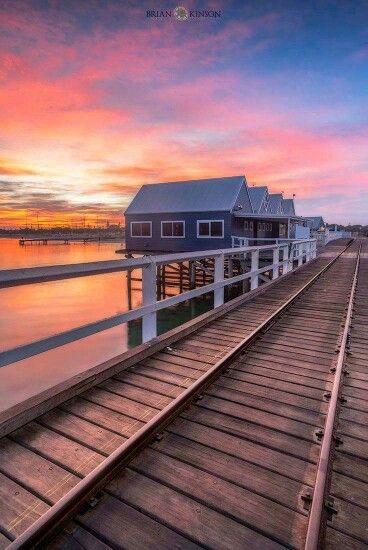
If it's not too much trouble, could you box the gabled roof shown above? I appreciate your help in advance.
[248,186,268,213]
[269,193,284,215]
[282,198,295,216]
[125,176,251,214]
[307,216,325,230]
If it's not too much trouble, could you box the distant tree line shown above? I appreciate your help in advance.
[0,226,126,238]
[326,224,368,236]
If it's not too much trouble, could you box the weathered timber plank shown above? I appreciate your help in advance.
[130,448,308,549]
[331,471,368,509]
[99,379,172,409]
[225,370,325,400]
[113,372,182,398]
[0,438,78,504]
[0,473,49,540]
[60,398,145,437]
[328,498,368,543]
[181,407,320,463]
[77,494,200,550]
[107,469,284,550]
[47,524,112,550]
[215,377,327,413]
[324,527,367,550]
[168,418,316,485]
[10,422,104,477]
[128,365,194,388]
[233,363,331,390]
[81,387,160,421]
[207,385,324,425]
[150,432,309,512]
[138,359,207,378]
[198,395,319,441]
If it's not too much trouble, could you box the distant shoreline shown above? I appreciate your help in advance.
[0,235,124,244]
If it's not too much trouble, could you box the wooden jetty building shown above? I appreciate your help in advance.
[124,176,311,253]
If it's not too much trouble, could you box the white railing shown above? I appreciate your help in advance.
[0,240,316,367]
[231,236,296,247]
[315,229,352,246]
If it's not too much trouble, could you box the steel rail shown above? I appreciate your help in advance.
[8,240,354,550]
[304,243,361,550]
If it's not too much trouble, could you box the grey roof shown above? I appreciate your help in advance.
[248,186,268,213]
[307,216,325,230]
[125,176,249,214]
[269,193,284,214]
[282,198,296,216]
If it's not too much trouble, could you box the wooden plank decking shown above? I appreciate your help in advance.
[0,238,367,549]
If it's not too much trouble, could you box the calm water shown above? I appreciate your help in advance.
[0,238,212,412]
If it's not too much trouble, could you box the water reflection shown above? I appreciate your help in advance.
[0,238,213,411]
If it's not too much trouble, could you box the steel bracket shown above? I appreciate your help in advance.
[333,435,343,447]
[301,491,313,511]
[325,497,338,521]
[315,428,324,441]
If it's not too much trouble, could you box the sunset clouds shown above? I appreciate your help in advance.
[0,0,367,226]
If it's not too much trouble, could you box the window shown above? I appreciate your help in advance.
[161,221,185,238]
[244,221,248,230]
[130,221,152,238]
[249,221,254,231]
[197,220,224,238]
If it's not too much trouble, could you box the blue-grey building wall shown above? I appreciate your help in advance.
[125,211,233,252]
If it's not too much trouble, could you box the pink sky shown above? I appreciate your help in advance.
[0,1,367,226]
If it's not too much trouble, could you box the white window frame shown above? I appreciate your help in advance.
[130,221,152,238]
[197,219,224,239]
[161,220,185,238]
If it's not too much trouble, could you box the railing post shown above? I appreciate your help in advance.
[142,261,157,343]
[298,243,303,267]
[250,249,259,290]
[305,241,311,263]
[282,245,289,274]
[272,247,279,280]
[228,257,234,279]
[312,240,317,259]
[214,253,225,307]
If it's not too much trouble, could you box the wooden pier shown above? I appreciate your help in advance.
[0,238,367,549]
[19,237,104,246]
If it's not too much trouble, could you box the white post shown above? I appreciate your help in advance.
[298,243,303,267]
[214,253,225,307]
[142,262,157,342]
[282,245,289,274]
[250,249,259,290]
[228,257,234,278]
[312,240,317,259]
[272,247,279,280]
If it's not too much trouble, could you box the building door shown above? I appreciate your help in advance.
[279,223,287,238]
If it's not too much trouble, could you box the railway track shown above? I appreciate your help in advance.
[0,238,366,549]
